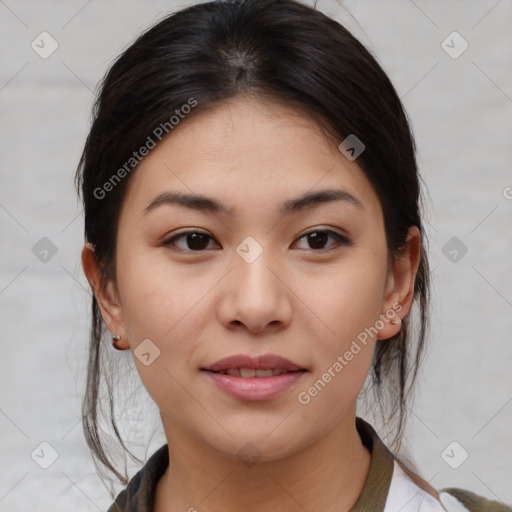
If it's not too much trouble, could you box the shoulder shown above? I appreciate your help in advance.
[106,444,169,512]
[353,418,511,512]
[439,487,512,512]
[386,459,512,512]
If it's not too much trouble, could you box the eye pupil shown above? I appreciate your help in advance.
[308,231,328,249]
[187,233,209,250]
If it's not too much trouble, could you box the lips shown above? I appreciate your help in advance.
[201,354,308,401]
[201,354,307,376]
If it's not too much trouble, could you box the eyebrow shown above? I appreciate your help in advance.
[143,188,364,216]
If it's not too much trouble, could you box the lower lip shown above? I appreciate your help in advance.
[202,371,305,401]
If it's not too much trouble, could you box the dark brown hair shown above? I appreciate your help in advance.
[75,0,431,493]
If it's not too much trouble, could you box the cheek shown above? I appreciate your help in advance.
[115,252,211,413]
[295,254,386,407]
[117,247,208,341]
[306,255,387,346]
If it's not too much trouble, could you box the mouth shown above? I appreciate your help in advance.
[205,368,307,377]
[201,353,308,374]
[201,353,308,401]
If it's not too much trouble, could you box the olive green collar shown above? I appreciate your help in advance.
[351,416,396,511]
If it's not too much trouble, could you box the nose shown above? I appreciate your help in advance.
[216,246,293,334]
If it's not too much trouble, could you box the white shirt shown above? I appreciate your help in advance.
[384,460,470,512]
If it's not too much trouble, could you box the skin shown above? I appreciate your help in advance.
[82,95,420,512]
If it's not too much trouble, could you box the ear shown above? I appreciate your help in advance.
[376,226,421,340]
[81,242,130,349]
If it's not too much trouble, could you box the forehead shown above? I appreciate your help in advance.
[121,96,382,220]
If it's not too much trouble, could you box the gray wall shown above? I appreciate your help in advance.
[0,1,511,510]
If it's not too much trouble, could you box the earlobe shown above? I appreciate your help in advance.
[81,243,129,348]
[377,226,421,340]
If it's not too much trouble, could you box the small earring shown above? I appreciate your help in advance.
[112,335,124,350]
[391,317,402,326]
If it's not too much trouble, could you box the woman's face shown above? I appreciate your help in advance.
[90,96,416,461]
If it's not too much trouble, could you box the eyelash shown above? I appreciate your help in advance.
[162,228,351,253]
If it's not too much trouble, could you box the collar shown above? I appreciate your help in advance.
[352,416,396,511]
[107,416,396,512]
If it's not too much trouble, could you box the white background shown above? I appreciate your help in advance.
[0,1,511,510]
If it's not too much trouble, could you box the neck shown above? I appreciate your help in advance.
[154,413,371,512]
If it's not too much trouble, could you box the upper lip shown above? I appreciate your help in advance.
[201,354,306,372]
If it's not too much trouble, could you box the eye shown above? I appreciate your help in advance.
[162,230,220,251]
[162,228,351,253]
[293,229,351,251]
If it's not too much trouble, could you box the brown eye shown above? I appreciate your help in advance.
[163,231,219,251]
[294,229,351,251]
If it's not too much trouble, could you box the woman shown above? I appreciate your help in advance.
[75,1,511,510]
